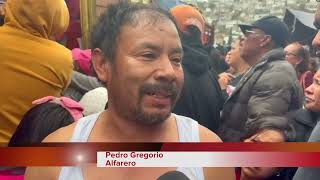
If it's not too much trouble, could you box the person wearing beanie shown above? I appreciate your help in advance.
[171,5,224,132]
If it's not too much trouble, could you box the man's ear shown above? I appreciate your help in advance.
[92,48,111,84]
[260,35,272,47]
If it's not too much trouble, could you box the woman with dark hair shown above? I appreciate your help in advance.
[0,96,83,179]
[9,96,84,146]
[236,115,296,180]
[284,42,313,90]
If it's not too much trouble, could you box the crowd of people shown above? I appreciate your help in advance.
[1,0,320,179]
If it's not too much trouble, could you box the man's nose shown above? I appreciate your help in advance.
[305,83,314,96]
[154,56,177,82]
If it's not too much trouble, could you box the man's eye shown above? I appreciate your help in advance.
[141,53,156,60]
[171,57,182,65]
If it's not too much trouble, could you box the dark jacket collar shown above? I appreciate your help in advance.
[294,109,320,128]
[254,48,285,68]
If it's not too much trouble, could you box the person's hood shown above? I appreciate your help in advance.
[181,26,210,75]
[4,0,69,39]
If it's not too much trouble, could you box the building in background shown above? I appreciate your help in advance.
[183,0,317,45]
[80,0,318,47]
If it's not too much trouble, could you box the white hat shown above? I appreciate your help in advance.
[79,87,108,116]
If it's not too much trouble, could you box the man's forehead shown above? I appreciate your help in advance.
[118,21,182,51]
[285,44,297,51]
[120,19,178,38]
[129,9,172,27]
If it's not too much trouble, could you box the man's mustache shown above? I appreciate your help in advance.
[140,82,180,99]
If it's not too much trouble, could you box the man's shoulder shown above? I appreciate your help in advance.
[257,60,298,84]
[43,122,77,143]
[199,125,222,142]
[261,57,296,78]
[268,59,295,71]
[25,123,76,179]
[174,114,222,142]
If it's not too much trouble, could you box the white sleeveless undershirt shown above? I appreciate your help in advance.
[58,113,205,180]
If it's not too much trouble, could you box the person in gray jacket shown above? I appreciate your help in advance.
[218,16,303,142]
[63,71,103,101]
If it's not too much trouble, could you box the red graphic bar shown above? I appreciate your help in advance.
[0,143,319,166]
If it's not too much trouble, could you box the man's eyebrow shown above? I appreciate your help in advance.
[170,47,183,55]
[137,42,161,51]
[315,78,320,84]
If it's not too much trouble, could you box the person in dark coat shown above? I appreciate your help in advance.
[218,16,303,142]
[208,46,230,75]
[171,5,223,132]
[292,8,320,178]
[291,70,320,179]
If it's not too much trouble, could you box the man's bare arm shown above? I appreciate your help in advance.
[199,125,236,180]
[24,123,77,180]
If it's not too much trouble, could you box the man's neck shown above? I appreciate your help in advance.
[234,62,250,75]
[246,48,271,66]
[96,108,177,142]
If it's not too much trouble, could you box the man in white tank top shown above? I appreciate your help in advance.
[25,2,234,180]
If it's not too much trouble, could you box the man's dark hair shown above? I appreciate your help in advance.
[8,103,74,146]
[91,1,178,64]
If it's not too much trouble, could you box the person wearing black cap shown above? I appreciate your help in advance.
[218,15,303,142]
